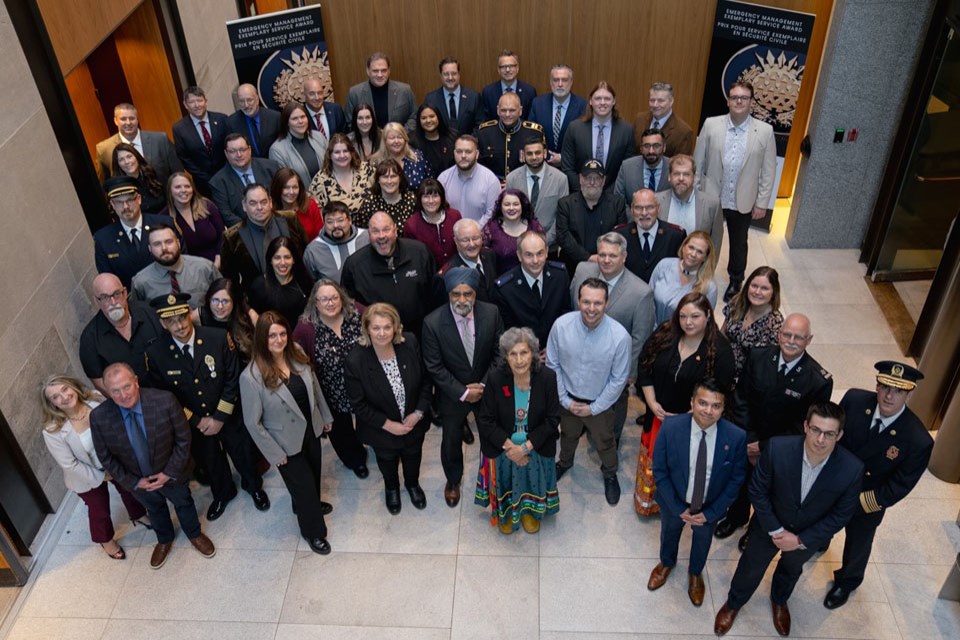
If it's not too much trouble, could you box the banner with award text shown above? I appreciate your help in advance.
[698,0,815,228]
[226,5,334,112]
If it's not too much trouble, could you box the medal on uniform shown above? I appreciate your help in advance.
[204,354,217,378]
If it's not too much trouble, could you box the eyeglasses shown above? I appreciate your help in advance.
[640,143,664,150]
[316,296,340,305]
[780,332,810,342]
[498,64,518,70]
[808,426,839,440]
[225,147,250,155]
[95,289,126,303]
[209,298,232,306]
[729,95,752,103]
[632,204,658,212]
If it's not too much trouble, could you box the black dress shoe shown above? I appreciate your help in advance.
[604,475,621,505]
[320,501,333,516]
[823,584,851,609]
[407,485,427,509]
[738,531,750,552]
[385,489,401,514]
[353,464,370,479]
[723,280,742,303]
[555,462,571,480]
[714,518,744,539]
[307,537,331,555]
[462,423,475,444]
[251,489,270,511]
[206,499,229,521]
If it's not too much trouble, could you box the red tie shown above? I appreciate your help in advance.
[314,113,327,139]
[169,271,180,293]
[199,120,213,154]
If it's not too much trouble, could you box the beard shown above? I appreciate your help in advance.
[452,300,474,316]
[155,251,180,267]
[106,306,126,322]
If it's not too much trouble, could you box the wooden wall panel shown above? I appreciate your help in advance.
[64,62,111,164]
[37,0,143,74]
[114,1,182,137]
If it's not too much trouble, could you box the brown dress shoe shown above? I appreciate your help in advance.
[444,482,461,507]
[714,603,739,636]
[772,602,791,636]
[150,542,173,569]
[688,573,705,606]
[189,533,216,558]
[647,562,673,590]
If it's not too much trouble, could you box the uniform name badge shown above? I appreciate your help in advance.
[204,354,217,378]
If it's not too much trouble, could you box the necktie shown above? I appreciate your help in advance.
[595,124,605,164]
[652,119,661,130]
[448,93,458,122]
[247,117,260,156]
[130,228,141,252]
[169,271,180,294]
[870,417,883,435]
[531,279,542,304]
[241,173,251,186]
[690,430,708,513]
[460,317,474,366]
[476,263,484,277]
[181,343,192,360]
[530,174,540,208]
[199,120,213,154]
[553,105,563,148]
[778,362,788,382]
[647,167,657,190]
[314,113,327,140]
[125,411,152,476]
[505,86,514,93]
[641,231,651,260]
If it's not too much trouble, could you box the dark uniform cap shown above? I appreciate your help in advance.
[580,159,606,176]
[103,175,141,199]
[874,360,923,391]
[149,292,191,319]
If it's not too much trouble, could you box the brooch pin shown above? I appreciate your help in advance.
[502,386,511,397]
[886,445,899,460]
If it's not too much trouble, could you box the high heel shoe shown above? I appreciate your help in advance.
[132,517,153,530]
[100,542,126,560]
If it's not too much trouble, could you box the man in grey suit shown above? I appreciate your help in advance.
[569,232,654,444]
[505,139,569,251]
[693,81,776,302]
[422,267,504,508]
[614,128,670,212]
[209,133,282,226]
[227,84,281,158]
[343,52,417,131]
[96,103,182,182]
[656,154,724,253]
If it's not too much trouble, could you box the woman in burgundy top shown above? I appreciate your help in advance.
[402,178,462,266]
[160,171,225,266]
[482,188,542,275]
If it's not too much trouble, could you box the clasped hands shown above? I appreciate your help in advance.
[383,413,420,436]
[137,472,171,491]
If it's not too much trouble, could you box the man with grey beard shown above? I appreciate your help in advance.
[80,273,165,395]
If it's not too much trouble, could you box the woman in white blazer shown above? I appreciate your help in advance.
[240,311,335,555]
[40,375,149,559]
[269,102,329,187]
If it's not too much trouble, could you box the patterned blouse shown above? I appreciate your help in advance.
[355,191,418,229]
[721,302,784,379]
[380,357,406,416]
[312,314,362,414]
[308,162,375,215]
[401,149,435,191]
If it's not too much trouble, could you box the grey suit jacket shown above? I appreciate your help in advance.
[655,188,724,254]
[693,115,776,213]
[209,157,282,226]
[268,133,328,187]
[569,263,654,374]
[614,155,670,213]
[343,80,417,131]
[505,164,569,248]
[240,358,334,465]
[95,130,182,182]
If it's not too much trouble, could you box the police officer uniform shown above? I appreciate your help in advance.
[145,293,269,521]
[477,119,546,180]
[824,361,933,609]
[717,346,834,538]
[492,260,571,349]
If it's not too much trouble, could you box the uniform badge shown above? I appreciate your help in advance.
[167,294,176,304]
[204,354,217,378]
[892,364,904,377]
[886,446,899,460]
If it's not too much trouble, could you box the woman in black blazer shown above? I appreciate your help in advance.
[344,303,432,514]
[475,327,560,535]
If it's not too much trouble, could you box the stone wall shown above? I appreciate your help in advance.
[176,0,241,113]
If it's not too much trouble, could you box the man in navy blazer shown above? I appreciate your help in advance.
[172,86,229,197]
[226,84,281,158]
[303,76,348,137]
[649,379,747,606]
[715,402,864,637]
[480,50,537,120]
[424,57,484,135]
[527,65,587,166]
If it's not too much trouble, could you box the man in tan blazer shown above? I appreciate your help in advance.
[633,82,694,157]
[655,154,724,253]
[693,81,776,302]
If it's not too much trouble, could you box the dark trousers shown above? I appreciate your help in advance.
[278,427,328,540]
[133,481,202,544]
[559,407,618,476]
[726,519,818,609]
[439,399,476,484]
[326,409,367,470]
[722,462,754,527]
[77,479,146,543]
[190,424,237,502]
[833,509,884,590]
[659,507,717,576]
[219,417,263,494]
[374,441,423,490]
[723,208,752,282]
[612,388,629,444]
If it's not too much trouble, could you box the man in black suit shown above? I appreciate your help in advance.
[220,184,308,287]
[303,76,348,139]
[561,81,635,192]
[618,189,686,283]
[422,268,504,507]
[717,313,834,545]
[555,160,626,274]
[94,176,175,288]
[476,92,546,180]
[172,86,229,197]
[209,133,282,226]
[715,402,863,637]
[823,361,933,610]
[424,57,484,135]
[480,50,537,120]
[527,64,588,167]
[95,102,182,182]
[91,363,215,570]
[493,230,571,357]
[227,84,281,158]
[145,293,269,522]
[439,219,498,301]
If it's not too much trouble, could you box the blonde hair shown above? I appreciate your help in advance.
[358,303,406,346]
[373,122,418,163]
[39,375,102,432]
[679,231,717,296]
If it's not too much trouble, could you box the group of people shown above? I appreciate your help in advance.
[40,48,935,637]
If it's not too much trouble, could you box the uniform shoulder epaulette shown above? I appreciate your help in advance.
[614,222,632,231]
[478,120,498,129]
[522,120,544,132]
[494,272,515,288]
[546,259,566,270]
[819,367,832,379]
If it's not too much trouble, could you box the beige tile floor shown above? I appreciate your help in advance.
[3,202,959,639]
